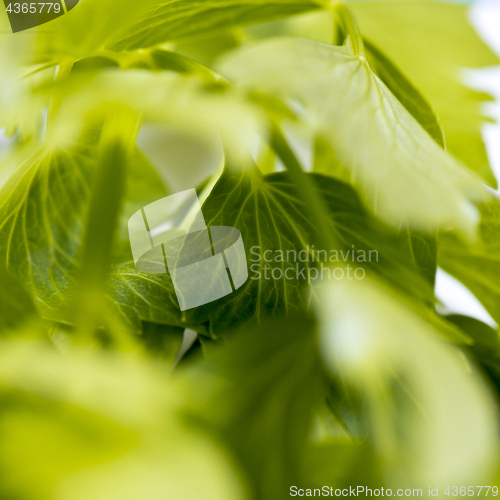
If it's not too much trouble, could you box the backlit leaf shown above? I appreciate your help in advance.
[350,0,500,186]
[219,37,489,234]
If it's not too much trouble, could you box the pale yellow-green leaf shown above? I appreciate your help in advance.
[316,278,499,487]
[0,339,247,500]
[350,0,500,187]
[219,37,489,234]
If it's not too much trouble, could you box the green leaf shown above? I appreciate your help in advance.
[181,314,324,500]
[349,0,500,187]
[438,198,500,326]
[0,264,37,332]
[316,278,499,486]
[48,70,261,165]
[363,37,445,148]
[0,142,94,319]
[113,167,439,337]
[302,439,383,491]
[107,0,327,52]
[77,116,135,297]
[0,131,168,322]
[140,322,185,366]
[219,37,489,234]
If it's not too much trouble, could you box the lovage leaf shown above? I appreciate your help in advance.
[363,38,445,148]
[0,132,168,322]
[107,0,327,52]
[219,37,489,234]
[112,167,439,337]
[350,0,500,187]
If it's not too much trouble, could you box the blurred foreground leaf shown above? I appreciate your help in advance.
[0,339,247,500]
[316,278,499,487]
[180,314,323,500]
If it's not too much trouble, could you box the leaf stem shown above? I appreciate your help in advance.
[332,3,365,58]
[75,108,141,339]
[46,60,74,135]
[270,124,338,251]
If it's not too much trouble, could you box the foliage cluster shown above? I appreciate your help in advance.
[0,0,500,498]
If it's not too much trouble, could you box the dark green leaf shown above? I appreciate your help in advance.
[438,199,500,326]
[141,321,185,366]
[445,314,500,394]
[181,314,324,500]
[0,264,37,332]
[302,440,383,491]
[114,167,439,336]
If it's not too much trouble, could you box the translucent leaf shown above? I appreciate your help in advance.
[363,38,445,148]
[49,71,262,164]
[0,132,168,321]
[32,0,159,61]
[219,37,489,234]
[350,0,500,187]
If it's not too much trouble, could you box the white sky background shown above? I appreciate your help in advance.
[435,0,500,328]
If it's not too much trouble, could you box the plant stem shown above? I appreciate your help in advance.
[46,60,74,135]
[332,3,365,58]
[75,108,141,342]
[270,124,338,251]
